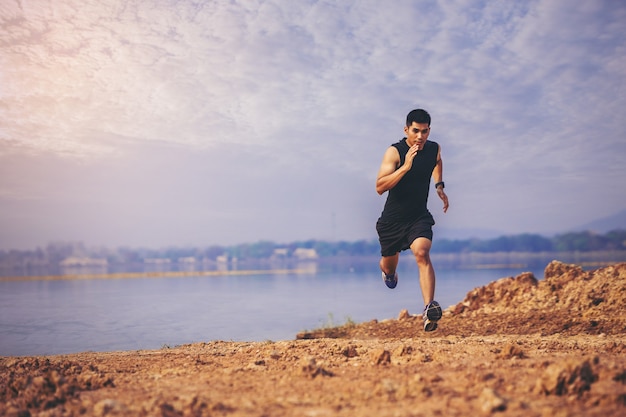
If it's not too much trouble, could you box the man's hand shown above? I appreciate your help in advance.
[437,188,449,213]
[403,143,420,171]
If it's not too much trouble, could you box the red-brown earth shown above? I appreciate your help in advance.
[2,260,625,416]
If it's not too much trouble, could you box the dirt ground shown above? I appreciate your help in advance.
[2,260,625,417]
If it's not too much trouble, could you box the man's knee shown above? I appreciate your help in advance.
[413,247,430,263]
[410,239,432,263]
[381,253,399,266]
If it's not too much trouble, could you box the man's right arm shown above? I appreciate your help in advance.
[376,147,407,195]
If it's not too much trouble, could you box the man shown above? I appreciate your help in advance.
[375,109,449,332]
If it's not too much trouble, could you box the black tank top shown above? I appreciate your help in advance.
[379,138,439,222]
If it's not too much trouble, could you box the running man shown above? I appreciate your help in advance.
[375,108,449,331]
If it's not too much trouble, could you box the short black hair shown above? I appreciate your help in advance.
[406,109,431,127]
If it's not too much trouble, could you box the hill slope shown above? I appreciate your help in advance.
[299,261,626,339]
[577,209,626,233]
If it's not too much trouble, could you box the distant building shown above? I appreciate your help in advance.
[293,248,319,260]
[177,257,197,264]
[60,257,108,267]
[271,248,289,260]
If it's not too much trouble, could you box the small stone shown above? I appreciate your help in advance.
[535,359,598,396]
[393,344,413,357]
[93,399,127,416]
[496,343,526,359]
[398,309,410,320]
[342,345,358,358]
[370,349,391,365]
[299,357,334,378]
[478,387,507,413]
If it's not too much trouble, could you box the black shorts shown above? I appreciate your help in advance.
[376,213,435,257]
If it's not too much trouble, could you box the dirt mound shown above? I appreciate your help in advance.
[447,260,626,336]
[298,261,626,339]
[1,357,114,415]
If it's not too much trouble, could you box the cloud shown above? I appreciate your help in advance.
[1,0,625,249]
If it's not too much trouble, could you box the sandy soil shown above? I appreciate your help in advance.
[2,260,625,416]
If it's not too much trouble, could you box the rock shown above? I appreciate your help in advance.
[393,344,413,357]
[269,350,281,360]
[496,343,526,359]
[379,378,397,395]
[2,405,31,417]
[295,331,314,339]
[544,260,585,280]
[544,261,589,292]
[370,349,391,366]
[478,387,506,413]
[299,357,334,378]
[398,309,410,320]
[535,358,598,396]
[93,399,127,416]
[452,272,538,314]
[158,402,181,417]
[613,370,626,384]
[342,344,359,358]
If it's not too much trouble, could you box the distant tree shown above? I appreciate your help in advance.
[203,245,226,260]
[509,234,553,252]
[229,240,276,259]
[45,241,85,263]
[431,239,470,253]
[334,240,352,256]
[552,231,610,252]
[116,247,144,264]
[311,241,335,257]
[350,239,380,256]
[604,229,626,250]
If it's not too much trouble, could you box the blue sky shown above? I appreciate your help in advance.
[1,0,625,250]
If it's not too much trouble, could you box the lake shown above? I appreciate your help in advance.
[0,263,545,356]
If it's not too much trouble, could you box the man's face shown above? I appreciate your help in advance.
[404,122,430,149]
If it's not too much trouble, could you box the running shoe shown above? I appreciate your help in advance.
[423,301,442,332]
[382,271,398,289]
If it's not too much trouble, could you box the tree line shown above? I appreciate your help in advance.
[274,230,626,257]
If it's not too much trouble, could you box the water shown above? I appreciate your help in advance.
[0,265,544,356]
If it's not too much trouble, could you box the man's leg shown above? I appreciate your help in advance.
[379,253,399,276]
[411,237,442,331]
[380,253,400,288]
[410,237,435,305]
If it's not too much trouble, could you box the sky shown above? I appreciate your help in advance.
[1,0,625,250]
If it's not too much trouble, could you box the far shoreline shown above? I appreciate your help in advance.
[2,250,625,282]
[0,267,307,283]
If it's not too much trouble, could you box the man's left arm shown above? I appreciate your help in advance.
[433,145,449,213]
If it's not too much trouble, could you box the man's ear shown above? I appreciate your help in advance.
[403,125,409,135]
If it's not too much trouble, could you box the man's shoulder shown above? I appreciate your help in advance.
[389,138,408,154]
[391,138,407,148]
